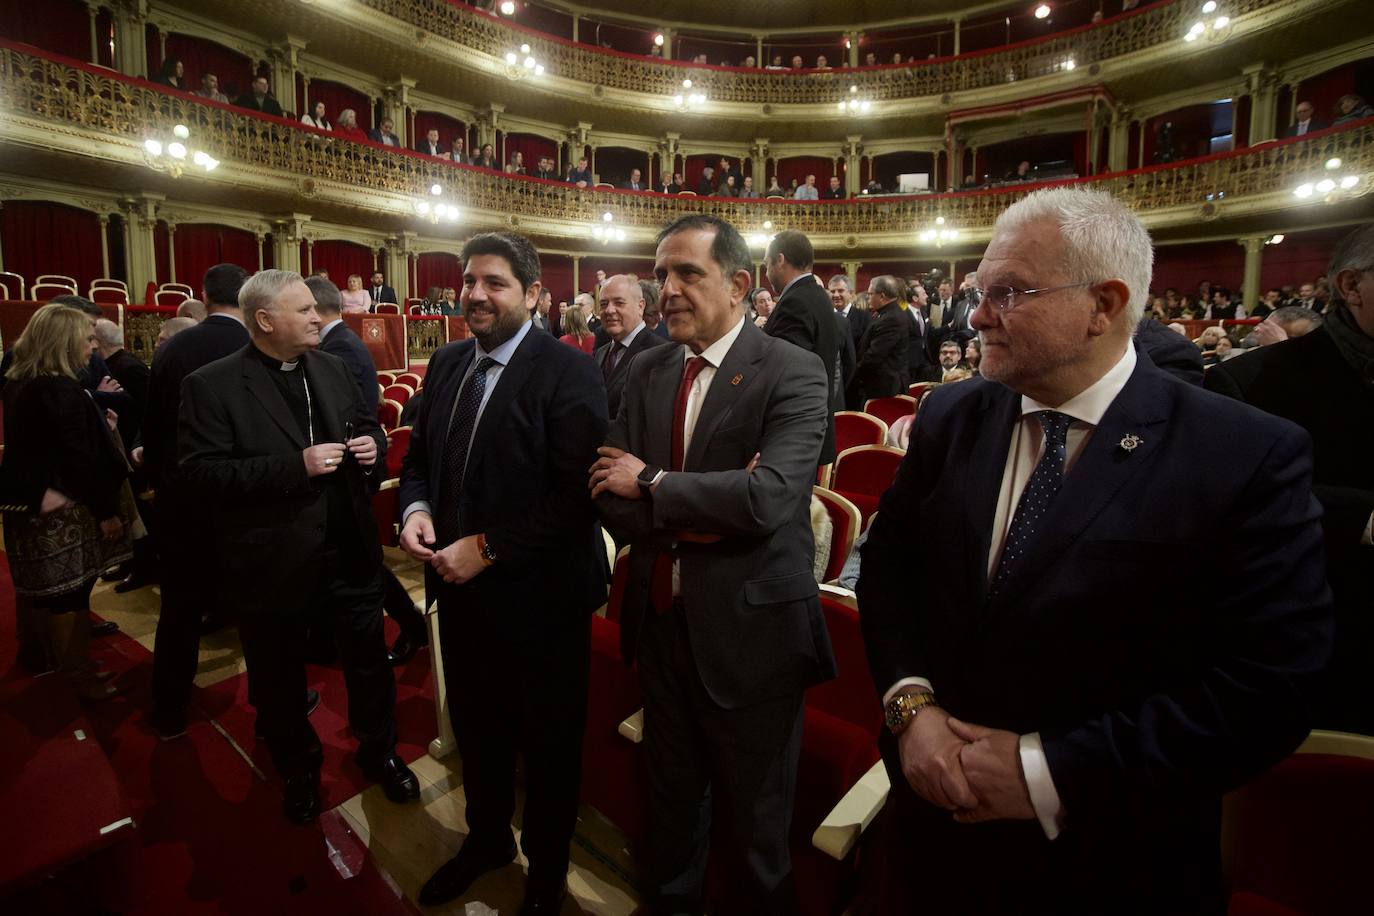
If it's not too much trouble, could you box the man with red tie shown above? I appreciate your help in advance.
[590,215,835,915]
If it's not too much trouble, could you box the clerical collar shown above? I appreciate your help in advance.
[252,345,302,372]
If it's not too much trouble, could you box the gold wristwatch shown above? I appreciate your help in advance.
[885,691,939,735]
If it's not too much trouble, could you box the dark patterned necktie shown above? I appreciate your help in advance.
[437,356,497,543]
[989,410,1072,598]
[603,341,625,381]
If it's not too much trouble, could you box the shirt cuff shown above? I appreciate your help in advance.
[1362,511,1373,546]
[882,677,934,707]
[1019,732,1065,841]
[650,469,667,487]
[402,500,432,528]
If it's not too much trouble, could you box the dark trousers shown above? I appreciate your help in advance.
[381,565,426,641]
[237,562,396,781]
[437,596,590,885]
[638,602,805,916]
[150,488,204,720]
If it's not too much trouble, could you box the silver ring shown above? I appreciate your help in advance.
[325,458,335,466]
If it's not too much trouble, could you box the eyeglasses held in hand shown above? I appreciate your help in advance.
[971,281,1097,313]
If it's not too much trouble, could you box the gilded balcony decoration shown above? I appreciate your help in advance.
[2,43,1371,243]
[125,309,174,364]
[365,0,1292,105]
[408,315,447,361]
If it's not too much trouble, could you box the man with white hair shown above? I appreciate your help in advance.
[93,318,148,446]
[175,299,206,322]
[860,186,1333,912]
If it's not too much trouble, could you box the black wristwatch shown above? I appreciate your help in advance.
[637,465,663,493]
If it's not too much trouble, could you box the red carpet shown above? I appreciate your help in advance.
[0,554,432,915]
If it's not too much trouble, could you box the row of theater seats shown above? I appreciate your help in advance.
[0,270,202,307]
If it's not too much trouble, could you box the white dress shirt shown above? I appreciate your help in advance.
[884,341,1137,842]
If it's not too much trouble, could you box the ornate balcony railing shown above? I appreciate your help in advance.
[1,42,1370,242]
[370,0,1295,106]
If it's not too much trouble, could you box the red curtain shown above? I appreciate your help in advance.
[1259,227,1348,291]
[1297,63,1360,126]
[173,224,259,289]
[504,133,557,172]
[538,254,574,304]
[979,132,1080,180]
[0,0,89,62]
[593,147,646,186]
[1151,241,1245,295]
[310,240,375,284]
[301,77,371,128]
[155,222,170,285]
[0,200,105,291]
[416,252,462,295]
[413,111,467,153]
[774,156,835,190]
[581,257,656,291]
[158,33,255,100]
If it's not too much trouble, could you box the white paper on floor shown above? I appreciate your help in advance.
[465,903,498,916]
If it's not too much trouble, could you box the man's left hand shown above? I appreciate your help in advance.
[430,534,487,584]
[946,717,1036,824]
[589,446,646,499]
[346,435,378,467]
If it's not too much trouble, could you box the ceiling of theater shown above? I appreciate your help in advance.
[554,0,986,30]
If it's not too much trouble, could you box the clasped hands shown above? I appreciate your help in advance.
[899,704,1036,824]
[302,436,377,477]
[399,512,487,585]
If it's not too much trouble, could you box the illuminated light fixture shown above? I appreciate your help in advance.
[918,220,960,246]
[167,142,187,159]
[591,212,626,244]
[1214,15,1229,28]
[1034,4,1051,20]
[1325,157,1343,170]
[143,139,162,156]
[1340,175,1360,189]
[499,1,516,15]
[503,44,545,79]
[762,220,773,229]
[1063,58,1076,70]
[505,52,517,65]
[935,216,946,225]
[430,183,443,195]
[143,124,219,176]
[653,34,665,46]
[1293,183,1314,198]
[1202,0,1217,11]
[1266,234,1284,245]
[415,200,430,215]
[673,81,706,109]
[1185,3,1230,43]
[839,84,872,114]
[172,123,190,139]
[1315,178,1337,193]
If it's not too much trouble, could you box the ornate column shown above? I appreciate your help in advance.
[1238,236,1264,312]
[98,214,111,279]
[748,137,768,188]
[255,232,267,271]
[571,256,581,296]
[267,35,308,115]
[383,78,415,141]
[299,74,312,112]
[1245,64,1280,144]
[844,136,863,195]
[571,14,579,43]
[476,105,504,153]
[85,2,101,65]
[952,17,962,56]
[111,0,150,79]
[755,36,763,65]
[1107,107,1132,173]
[384,231,415,302]
[166,222,177,284]
[846,32,862,68]
[270,214,309,274]
[122,192,162,294]
[841,260,861,285]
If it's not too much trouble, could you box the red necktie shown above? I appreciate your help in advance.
[670,357,707,472]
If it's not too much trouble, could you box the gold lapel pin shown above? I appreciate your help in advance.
[731,373,743,386]
[1119,434,1142,451]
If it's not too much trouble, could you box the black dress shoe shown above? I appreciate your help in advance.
[363,755,420,803]
[418,842,517,906]
[99,562,131,583]
[519,879,568,915]
[90,619,119,637]
[255,689,322,738]
[386,632,427,666]
[283,771,320,823]
[113,573,154,593]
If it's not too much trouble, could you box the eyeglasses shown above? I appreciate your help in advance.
[971,281,1097,313]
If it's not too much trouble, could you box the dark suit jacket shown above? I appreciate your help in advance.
[904,305,937,385]
[366,129,400,145]
[142,314,250,486]
[596,320,836,707]
[1135,317,1204,386]
[619,181,645,191]
[367,284,398,306]
[1283,119,1326,138]
[1205,326,1372,732]
[835,311,856,391]
[842,304,870,353]
[764,275,840,463]
[319,321,379,417]
[592,325,670,421]
[178,346,385,615]
[235,93,283,117]
[860,356,1333,908]
[851,302,910,403]
[104,348,150,450]
[414,140,446,157]
[398,327,608,639]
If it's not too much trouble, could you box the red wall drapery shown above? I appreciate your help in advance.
[774,156,835,190]
[0,0,90,63]
[592,147,645,186]
[504,133,557,172]
[412,111,468,154]
[1151,241,1246,295]
[309,240,375,283]
[416,252,462,295]
[172,224,260,289]
[682,154,732,190]
[1297,61,1363,126]
[157,33,255,100]
[538,254,574,304]
[0,200,106,291]
[300,77,371,128]
[154,222,170,285]
[581,258,656,292]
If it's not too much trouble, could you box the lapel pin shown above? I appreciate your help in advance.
[731,373,743,386]
[1118,434,1143,452]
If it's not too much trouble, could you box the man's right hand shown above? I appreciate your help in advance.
[1251,319,1289,347]
[303,443,347,477]
[897,702,979,811]
[40,488,74,514]
[400,510,437,560]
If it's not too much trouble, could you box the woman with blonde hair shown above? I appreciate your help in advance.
[0,304,133,699]
[340,273,371,313]
[558,300,596,354]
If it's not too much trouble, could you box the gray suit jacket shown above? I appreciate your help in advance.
[592,324,670,422]
[596,320,837,708]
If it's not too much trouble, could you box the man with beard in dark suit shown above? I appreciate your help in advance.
[594,273,669,420]
[179,270,418,821]
[763,229,840,464]
[145,263,252,739]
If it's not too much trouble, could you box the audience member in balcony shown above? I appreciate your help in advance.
[235,76,283,117]
[718,157,742,189]
[1285,100,1324,137]
[301,101,332,131]
[791,54,805,69]
[567,156,593,187]
[505,151,526,174]
[1294,280,1318,310]
[1091,10,1104,23]
[449,136,466,162]
[334,109,368,142]
[155,58,186,91]
[1,305,132,696]
[748,287,775,326]
[558,300,596,354]
[1252,287,1282,320]
[339,274,371,314]
[532,156,559,180]
[865,52,878,66]
[743,55,757,68]
[718,175,741,196]
[850,274,911,403]
[696,166,717,196]
[738,175,758,198]
[415,128,448,159]
[1163,287,1181,318]
[764,175,785,196]
[793,174,820,200]
[892,52,904,64]
[658,172,681,194]
[471,143,498,170]
[1121,0,1140,10]
[176,299,206,322]
[620,168,645,191]
[821,176,846,199]
[1005,160,1033,182]
[195,73,230,104]
[814,55,831,70]
[367,117,401,147]
[414,286,445,316]
[766,54,786,70]
[368,270,397,307]
[1333,93,1374,125]
[1204,287,1238,319]
[861,186,1332,914]
[1206,222,1371,733]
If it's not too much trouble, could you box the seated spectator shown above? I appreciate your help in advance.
[764,175,785,196]
[195,73,229,104]
[507,151,526,174]
[415,286,444,315]
[567,156,593,186]
[865,52,878,66]
[821,176,846,199]
[472,143,499,169]
[789,177,800,193]
[794,174,820,200]
[1203,336,1236,366]
[155,58,186,91]
[450,136,466,162]
[531,156,559,180]
[335,109,367,141]
[1091,10,1104,22]
[1294,281,1318,309]
[1285,100,1325,137]
[718,174,739,196]
[662,172,684,193]
[368,117,401,146]
[1167,322,1188,336]
[558,301,596,354]
[1122,0,1140,9]
[175,299,206,323]
[738,176,758,198]
[696,166,717,196]
[414,128,448,158]
[815,55,831,70]
[742,56,757,68]
[1333,93,1374,125]
[340,274,371,313]
[1242,306,1324,348]
[1253,287,1282,319]
[1164,287,1182,317]
[766,55,786,70]
[619,168,645,191]
[300,101,332,131]
[963,337,981,374]
[1194,326,1227,350]
[441,287,460,316]
[1207,287,1238,319]
[747,287,775,327]
[936,339,962,376]
[235,76,283,116]
[717,157,742,188]
[787,55,803,69]
[1005,160,1033,181]
[891,52,904,64]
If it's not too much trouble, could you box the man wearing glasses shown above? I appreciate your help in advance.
[859,186,1333,912]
